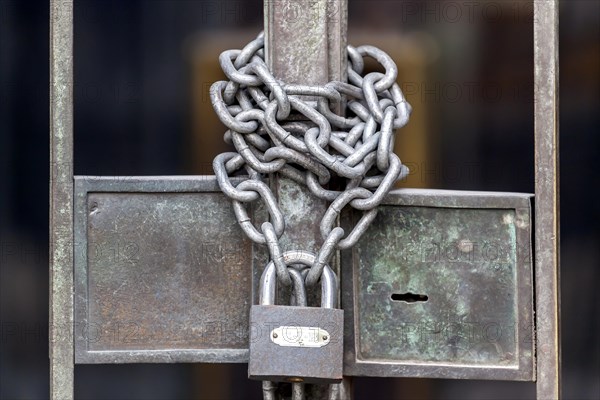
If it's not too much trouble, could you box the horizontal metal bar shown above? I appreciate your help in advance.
[382,188,533,209]
[73,178,536,380]
[74,175,247,193]
[80,350,248,365]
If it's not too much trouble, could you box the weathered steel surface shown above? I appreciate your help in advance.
[74,176,265,363]
[265,0,347,86]
[534,0,561,397]
[71,180,538,381]
[266,1,349,397]
[342,189,534,381]
[265,0,347,282]
[50,0,74,398]
[249,306,344,384]
[273,177,327,258]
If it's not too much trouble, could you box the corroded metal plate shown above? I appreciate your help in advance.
[74,176,264,363]
[342,189,534,381]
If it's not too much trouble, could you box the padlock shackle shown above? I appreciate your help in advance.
[320,264,336,309]
[288,269,307,307]
[258,251,337,308]
[258,260,277,306]
[259,263,306,306]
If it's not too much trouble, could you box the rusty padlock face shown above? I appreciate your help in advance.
[248,251,344,384]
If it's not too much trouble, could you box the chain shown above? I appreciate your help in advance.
[212,32,411,288]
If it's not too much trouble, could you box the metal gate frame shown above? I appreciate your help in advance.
[50,1,560,399]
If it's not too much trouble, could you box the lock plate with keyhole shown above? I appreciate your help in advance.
[342,189,534,381]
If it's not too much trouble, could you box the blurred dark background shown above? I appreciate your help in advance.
[1,0,598,399]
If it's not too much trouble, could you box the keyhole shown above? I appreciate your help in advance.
[391,292,428,303]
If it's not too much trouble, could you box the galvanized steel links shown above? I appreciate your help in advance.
[211,32,412,287]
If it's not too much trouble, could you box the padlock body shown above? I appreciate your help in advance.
[249,304,343,384]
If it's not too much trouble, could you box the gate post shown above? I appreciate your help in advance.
[534,0,561,398]
[50,0,74,399]
[264,1,352,398]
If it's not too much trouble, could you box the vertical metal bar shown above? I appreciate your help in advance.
[50,0,74,399]
[265,0,347,85]
[534,0,561,399]
[264,1,350,399]
[264,0,348,298]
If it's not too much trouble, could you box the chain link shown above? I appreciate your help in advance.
[212,32,411,288]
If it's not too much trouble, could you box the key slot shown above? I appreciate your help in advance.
[390,292,428,303]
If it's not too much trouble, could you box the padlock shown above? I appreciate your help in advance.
[248,251,344,384]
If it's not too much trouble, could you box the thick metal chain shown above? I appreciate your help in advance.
[212,32,411,288]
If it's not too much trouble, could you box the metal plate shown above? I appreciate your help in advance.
[74,176,265,363]
[342,189,534,381]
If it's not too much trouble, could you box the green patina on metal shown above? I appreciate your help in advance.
[355,206,520,366]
